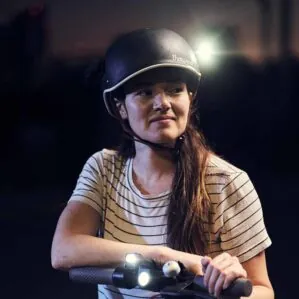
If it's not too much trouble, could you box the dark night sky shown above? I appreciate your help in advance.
[1,0,298,61]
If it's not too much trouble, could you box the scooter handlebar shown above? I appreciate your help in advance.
[69,266,253,297]
[69,267,114,285]
[193,276,252,297]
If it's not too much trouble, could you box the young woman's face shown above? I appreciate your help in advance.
[119,81,192,146]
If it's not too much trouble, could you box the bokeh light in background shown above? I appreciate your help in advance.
[196,38,219,68]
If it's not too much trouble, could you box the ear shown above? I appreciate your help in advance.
[115,98,128,119]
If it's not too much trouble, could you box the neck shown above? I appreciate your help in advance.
[133,142,176,182]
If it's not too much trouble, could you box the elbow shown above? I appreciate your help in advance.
[51,255,66,270]
[51,251,70,271]
[51,242,72,271]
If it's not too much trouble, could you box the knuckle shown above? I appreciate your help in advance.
[219,271,227,280]
[211,264,221,274]
[222,268,236,278]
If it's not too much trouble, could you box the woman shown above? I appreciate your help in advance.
[51,28,274,299]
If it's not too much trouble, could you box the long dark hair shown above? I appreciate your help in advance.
[116,95,212,255]
[167,123,211,255]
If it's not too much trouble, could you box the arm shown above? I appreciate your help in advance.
[51,201,157,270]
[51,201,204,274]
[241,251,274,299]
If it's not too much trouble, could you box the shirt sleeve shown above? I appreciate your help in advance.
[68,152,105,216]
[218,171,272,263]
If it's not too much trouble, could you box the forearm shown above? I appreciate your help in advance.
[242,285,274,299]
[51,233,204,274]
[51,234,161,270]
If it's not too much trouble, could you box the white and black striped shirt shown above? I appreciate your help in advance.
[69,149,271,299]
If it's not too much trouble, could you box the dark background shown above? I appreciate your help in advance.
[1,1,298,298]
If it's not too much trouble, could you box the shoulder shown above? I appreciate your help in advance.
[205,154,245,185]
[89,148,124,167]
[205,154,255,201]
[206,154,243,176]
[79,149,125,178]
[206,154,259,211]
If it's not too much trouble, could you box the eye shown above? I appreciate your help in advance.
[173,87,184,93]
[135,88,153,97]
[167,84,184,94]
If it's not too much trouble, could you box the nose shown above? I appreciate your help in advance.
[153,92,171,111]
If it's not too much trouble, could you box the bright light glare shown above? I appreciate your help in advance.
[138,271,151,287]
[196,40,217,66]
[125,253,140,266]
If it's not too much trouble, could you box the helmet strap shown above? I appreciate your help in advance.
[120,120,185,158]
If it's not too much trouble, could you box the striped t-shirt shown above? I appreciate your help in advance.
[69,149,272,299]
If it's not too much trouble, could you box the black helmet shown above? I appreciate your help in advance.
[102,28,201,117]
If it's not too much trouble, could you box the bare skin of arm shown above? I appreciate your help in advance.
[241,251,274,299]
[51,201,203,273]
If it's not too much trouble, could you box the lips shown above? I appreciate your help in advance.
[150,116,175,123]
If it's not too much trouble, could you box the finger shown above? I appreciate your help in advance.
[214,272,226,298]
[204,254,243,295]
[203,259,213,287]
[203,255,225,288]
[207,265,221,295]
[203,254,230,288]
[201,256,212,269]
[222,265,247,289]
[208,258,234,295]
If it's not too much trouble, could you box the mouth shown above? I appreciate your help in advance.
[150,116,176,123]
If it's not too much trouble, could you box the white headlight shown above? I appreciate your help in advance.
[125,253,141,267]
[138,271,151,287]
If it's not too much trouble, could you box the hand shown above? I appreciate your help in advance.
[201,252,247,298]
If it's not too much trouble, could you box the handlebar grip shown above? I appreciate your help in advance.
[194,276,253,297]
[69,267,114,285]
